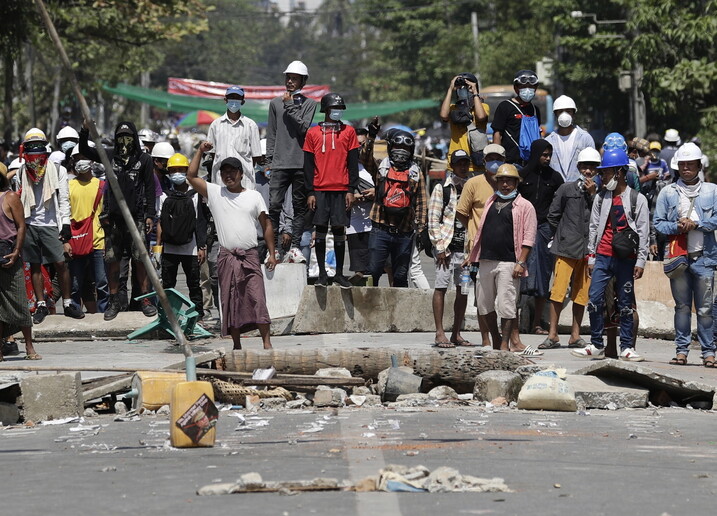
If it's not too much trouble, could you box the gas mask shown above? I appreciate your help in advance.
[116,135,135,164]
[389,149,412,170]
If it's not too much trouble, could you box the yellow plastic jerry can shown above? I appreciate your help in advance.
[170,381,217,448]
[130,371,186,411]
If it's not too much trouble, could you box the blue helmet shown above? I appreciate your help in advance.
[602,132,627,152]
[598,148,630,169]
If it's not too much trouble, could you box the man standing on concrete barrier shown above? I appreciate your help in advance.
[188,142,276,350]
[541,147,601,350]
[544,95,595,182]
[654,143,717,368]
[572,148,649,362]
[429,149,474,347]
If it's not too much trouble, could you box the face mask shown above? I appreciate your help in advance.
[518,88,535,103]
[75,160,92,174]
[495,189,518,200]
[117,135,135,163]
[557,112,573,128]
[389,149,412,170]
[169,172,187,185]
[61,141,77,153]
[24,153,48,184]
[485,160,503,174]
[604,177,618,191]
[328,109,343,121]
[457,88,469,101]
[227,100,242,113]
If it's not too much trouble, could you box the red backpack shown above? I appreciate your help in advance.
[380,168,414,218]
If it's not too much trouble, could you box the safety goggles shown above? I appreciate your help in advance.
[390,135,414,147]
[514,74,538,86]
[24,142,48,154]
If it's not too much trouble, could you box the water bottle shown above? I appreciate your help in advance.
[460,267,472,295]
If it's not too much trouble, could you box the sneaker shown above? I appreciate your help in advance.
[1,339,19,356]
[284,247,307,264]
[619,347,644,362]
[315,274,329,288]
[141,298,158,317]
[104,295,121,321]
[63,303,85,319]
[33,304,49,325]
[332,275,352,289]
[570,344,605,359]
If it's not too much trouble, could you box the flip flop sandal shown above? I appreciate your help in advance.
[433,341,455,349]
[669,355,687,365]
[515,345,544,357]
[703,357,716,368]
[538,337,560,349]
[451,338,477,347]
[568,338,588,349]
[532,327,549,335]
[25,353,42,360]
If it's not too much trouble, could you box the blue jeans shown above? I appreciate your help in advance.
[369,225,413,287]
[671,256,715,358]
[587,254,635,350]
[69,250,109,313]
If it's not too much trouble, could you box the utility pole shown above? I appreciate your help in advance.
[471,12,482,90]
[632,64,646,137]
[140,70,150,128]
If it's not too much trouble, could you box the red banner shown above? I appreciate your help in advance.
[168,77,331,101]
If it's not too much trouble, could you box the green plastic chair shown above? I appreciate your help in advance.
[127,288,213,341]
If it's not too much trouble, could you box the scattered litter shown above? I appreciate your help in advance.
[405,451,419,456]
[362,432,376,438]
[368,419,401,431]
[553,483,561,489]
[40,417,81,426]
[349,395,366,406]
[101,466,117,472]
[114,412,141,422]
[252,367,276,380]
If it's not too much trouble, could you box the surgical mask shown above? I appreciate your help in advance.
[485,160,503,174]
[495,189,518,200]
[604,177,618,191]
[557,112,573,128]
[227,100,242,113]
[518,88,535,103]
[328,109,343,121]
[457,88,469,101]
[61,141,77,153]
[75,160,92,174]
[389,149,412,170]
[169,172,187,185]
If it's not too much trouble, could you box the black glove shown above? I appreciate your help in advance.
[60,224,72,243]
[367,118,381,138]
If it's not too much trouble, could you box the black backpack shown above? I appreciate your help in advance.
[161,190,197,245]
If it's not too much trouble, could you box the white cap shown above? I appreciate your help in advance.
[8,158,24,171]
[664,128,680,143]
[553,95,577,112]
[577,147,601,164]
[283,60,309,77]
[151,141,175,159]
[70,140,95,157]
[57,126,79,140]
[674,142,703,163]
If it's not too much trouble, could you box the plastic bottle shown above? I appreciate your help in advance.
[460,267,472,295]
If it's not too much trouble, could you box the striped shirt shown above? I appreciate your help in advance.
[207,113,262,190]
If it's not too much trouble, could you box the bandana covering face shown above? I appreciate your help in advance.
[117,135,135,164]
[25,152,49,184]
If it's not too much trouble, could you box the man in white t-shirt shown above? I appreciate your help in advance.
[187,141,276,350]
[544,95,596,182]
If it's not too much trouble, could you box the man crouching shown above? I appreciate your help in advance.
[188,141,276,349]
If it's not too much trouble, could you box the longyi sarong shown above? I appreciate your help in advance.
[1,260,33,338]
[217,247,270,336]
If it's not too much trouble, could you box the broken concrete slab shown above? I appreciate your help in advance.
[427,385,458,400]
[575,359,716,408]
[473,371,524,403]
[315,367,352,378]
[0,401,20,425]
[20,372,83,423]
[312,388,346,407]
[565,374,649,409]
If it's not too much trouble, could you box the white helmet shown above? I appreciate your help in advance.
[577,147,601,164]
[553,95,577,112]
[57,126,79,141]
[283,60,309,77]
[24,127,47,143]
[70,140,95,157]
[151,141,175,159]
[664,128,680,143]
[8,158,24,171]
[138,128,158,143]
[674,142,703,163]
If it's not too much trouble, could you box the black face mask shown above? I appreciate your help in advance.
[117,135,136,164]
[389,149,412,170]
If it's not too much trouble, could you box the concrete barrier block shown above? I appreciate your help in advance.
[473,371,524,403]
[20,373,83,422]
[566,375,649,409]
[263,263,306,319]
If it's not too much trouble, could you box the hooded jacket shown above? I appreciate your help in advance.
[517,139,564,224]
[79,121,156,222]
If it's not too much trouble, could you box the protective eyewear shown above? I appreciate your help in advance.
[390,135,414,147]
[24,142,48,153]
[514,74,538,86]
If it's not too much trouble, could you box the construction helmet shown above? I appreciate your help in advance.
[151,142,175,159]
[664,128,680,143]
[71,139,94,157]
[283,60,309,77]
[553,95,577,112]
[649,141,662,151]
[138,128,158,143]
[24,127,48,143]
[675,142,703,163]
[602,132,627,153]
[8,158,24,171]
[577,147,602,164]
[494,164,521,181]
[598,148,630,169]
[320,93,346,113]
[57,126,79,141]
[167,153,190,169]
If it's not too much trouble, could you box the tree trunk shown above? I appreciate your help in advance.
[226,348,531,392]
[3,53,13,143]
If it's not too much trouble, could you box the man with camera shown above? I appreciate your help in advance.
[439,73,489,171]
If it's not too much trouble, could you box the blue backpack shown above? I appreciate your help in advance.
[507,103,540,162]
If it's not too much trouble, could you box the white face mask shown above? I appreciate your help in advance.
[518,88,535,102]
[557,112,573,128]
[75,160,92,174]
[328,109,343,121]
[604,177,618,191]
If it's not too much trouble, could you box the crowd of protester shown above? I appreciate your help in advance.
[0,63,714,368]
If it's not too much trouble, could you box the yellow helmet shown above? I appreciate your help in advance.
[23,127,48,143]
[494,164,521,181]
[649,141,662,151]
[167,153,189,169]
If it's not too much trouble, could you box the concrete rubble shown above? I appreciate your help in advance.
[566,375,649,410]
[20,373,84,423]
[473,370,524,403]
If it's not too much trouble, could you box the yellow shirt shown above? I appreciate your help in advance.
[456,174,494,251]
[448,102,490,171]
[69,177,105,250]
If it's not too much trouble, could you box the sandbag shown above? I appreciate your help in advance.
[517,371,577,412]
